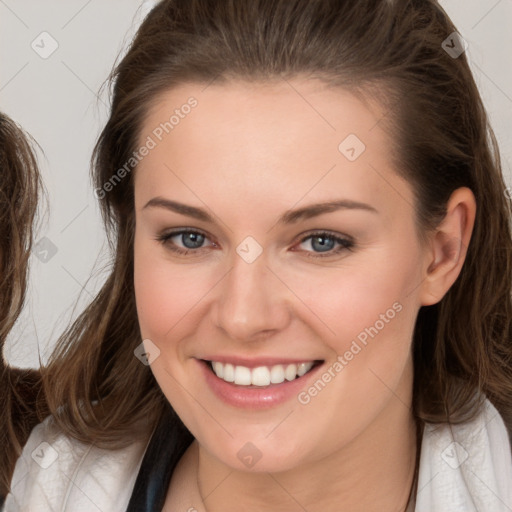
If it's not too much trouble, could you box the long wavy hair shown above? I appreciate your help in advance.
[0,113,46,498]
[2,0,512,498]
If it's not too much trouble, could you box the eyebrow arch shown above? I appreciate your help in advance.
[142,197,378,224]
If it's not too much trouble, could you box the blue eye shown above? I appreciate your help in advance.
[156,229,213,255]
[297,232,354,257]
[156,229,354,258]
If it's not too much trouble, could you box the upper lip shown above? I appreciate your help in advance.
[198,356,324,368]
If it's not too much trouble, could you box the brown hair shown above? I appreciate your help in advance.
[3,0,512,497]
[0,113,47,498]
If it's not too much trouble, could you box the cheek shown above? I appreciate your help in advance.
[280,251,420,452]
[286,247,421,354]
[280,242,422,430]
[133,234,223,442]
[133,234,215,347]
[134,248,178,339]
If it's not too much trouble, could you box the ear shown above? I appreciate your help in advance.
[419,187,476,306]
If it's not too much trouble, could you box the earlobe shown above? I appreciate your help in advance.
[420,187,476,306]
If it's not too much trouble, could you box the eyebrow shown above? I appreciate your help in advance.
[142,197,378,224]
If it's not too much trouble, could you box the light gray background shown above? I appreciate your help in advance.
[1,0,511,368]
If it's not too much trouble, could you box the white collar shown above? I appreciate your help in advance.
[414,398,512,511]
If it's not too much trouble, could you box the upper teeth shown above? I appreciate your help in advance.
[211,361,315,387]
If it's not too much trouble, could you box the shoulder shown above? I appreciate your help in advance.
[416,397,512,512]
[4,414,149,512]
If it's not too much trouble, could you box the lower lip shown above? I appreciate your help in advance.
[197,359,324,410]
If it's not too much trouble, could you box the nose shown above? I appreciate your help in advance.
[212,249,292,342]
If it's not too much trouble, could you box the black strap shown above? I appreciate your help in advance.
[126,405,193,511]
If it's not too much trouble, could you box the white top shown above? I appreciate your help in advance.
[3,398,512,511]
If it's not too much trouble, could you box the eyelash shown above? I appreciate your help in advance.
[155,229,355,259]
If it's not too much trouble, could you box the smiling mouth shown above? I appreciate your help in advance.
[202,359,324,387]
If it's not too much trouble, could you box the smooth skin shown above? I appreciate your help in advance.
[132,79,476,512]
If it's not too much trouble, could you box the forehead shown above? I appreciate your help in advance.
[137,78,386,155]
[134,79,411,217]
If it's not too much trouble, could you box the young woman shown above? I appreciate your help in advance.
[0,113,45,506]
[3,0,512,510]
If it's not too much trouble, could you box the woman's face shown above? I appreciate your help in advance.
[133,79,430,472]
